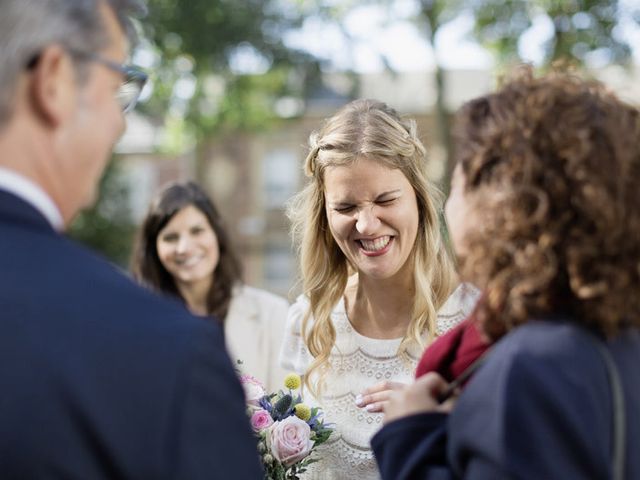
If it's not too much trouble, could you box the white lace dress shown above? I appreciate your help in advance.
[279,284,478,480]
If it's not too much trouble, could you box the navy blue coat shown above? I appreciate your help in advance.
[0,191,262,479]
[372,320,640,479]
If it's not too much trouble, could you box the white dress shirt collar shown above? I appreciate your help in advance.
[0,167,64,231]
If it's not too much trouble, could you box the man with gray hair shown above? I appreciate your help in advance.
[0,1,262,478]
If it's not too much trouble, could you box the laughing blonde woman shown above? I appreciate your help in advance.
[280,99,478,479]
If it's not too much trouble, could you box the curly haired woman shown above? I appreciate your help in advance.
[372,68,640,479]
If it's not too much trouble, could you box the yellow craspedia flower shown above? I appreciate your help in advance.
[294,403,312,421]
[284,373,301,390]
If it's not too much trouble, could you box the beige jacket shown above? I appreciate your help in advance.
[225,285,289,392]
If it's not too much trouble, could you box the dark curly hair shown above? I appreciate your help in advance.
[130,181,243,323]
[453,66,640,340]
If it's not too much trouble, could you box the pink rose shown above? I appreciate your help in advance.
[269,416,314,466]
[250,409,274,431]
[240,374,266,406]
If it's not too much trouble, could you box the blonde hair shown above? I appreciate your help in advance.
[287,99,457,394]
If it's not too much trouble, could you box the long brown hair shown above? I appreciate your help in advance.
[131,181,243,322]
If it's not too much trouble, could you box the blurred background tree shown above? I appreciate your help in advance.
[141,0,318,177]
[416,0,463,176]
[68,160,136,267]
[469,0,640,68]
[309,0,640,182]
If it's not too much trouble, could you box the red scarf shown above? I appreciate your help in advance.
[415,316,491,383]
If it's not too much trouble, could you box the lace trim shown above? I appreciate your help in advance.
[330,346,410,362]
[437,308,468,319]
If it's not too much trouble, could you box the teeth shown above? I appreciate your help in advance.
[176,256,202,267]
[360,236,391,252]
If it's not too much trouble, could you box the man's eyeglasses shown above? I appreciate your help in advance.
[26,49,148,114]
[79,51,148,113]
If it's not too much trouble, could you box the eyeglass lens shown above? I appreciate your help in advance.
[117,71,147,113]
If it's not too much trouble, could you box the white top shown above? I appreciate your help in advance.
[225,285,290,393]
[279,283,479,480]
[0,167,63,230]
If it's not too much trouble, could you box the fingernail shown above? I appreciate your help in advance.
[365,404,375,412]
[355,394,364,407]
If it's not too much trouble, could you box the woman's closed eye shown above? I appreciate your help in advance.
[333,198,396,213]
[334,205,356,213]
[376,197,397,206]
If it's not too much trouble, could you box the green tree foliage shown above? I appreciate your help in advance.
[142,0,316,145]
[470,0,640,66]
[147,0,297,69]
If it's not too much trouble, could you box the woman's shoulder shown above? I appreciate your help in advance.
[288,294,345,324]
[495,320,602,359]
[290,293,311,310]
[281,294,308,337]
[286,294,310,327]
[280,294,315,374]
[226,285,289,333]
[450,321,619,480]
[478,320,613,390]
[435,283,480,335]
[439,283,480,316]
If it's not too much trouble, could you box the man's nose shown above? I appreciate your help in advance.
[355,205,380,235]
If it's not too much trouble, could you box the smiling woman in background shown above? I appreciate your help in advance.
[132,181,289,391]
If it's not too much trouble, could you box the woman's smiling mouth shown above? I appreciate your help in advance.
[174,255,205,268]
[357,235,393,256]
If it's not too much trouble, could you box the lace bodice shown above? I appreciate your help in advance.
[279,284,478,480]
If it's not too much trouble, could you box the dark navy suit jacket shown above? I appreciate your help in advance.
[0,190,262,479]
[372,320,640,479]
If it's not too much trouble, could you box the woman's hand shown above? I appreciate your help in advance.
[382,373,457,424]
[355,381,407,413]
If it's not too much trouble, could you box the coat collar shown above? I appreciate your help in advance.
[0,168,63,230]
[0,189,57,235]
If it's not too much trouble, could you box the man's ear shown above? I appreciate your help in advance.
[28,45,76,127]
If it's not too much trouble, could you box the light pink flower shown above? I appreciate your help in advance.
[240,374,266,406]
[269,416,314,467]
[250,409,274,431]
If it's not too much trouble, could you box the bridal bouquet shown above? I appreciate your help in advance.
[241,373,333,480]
